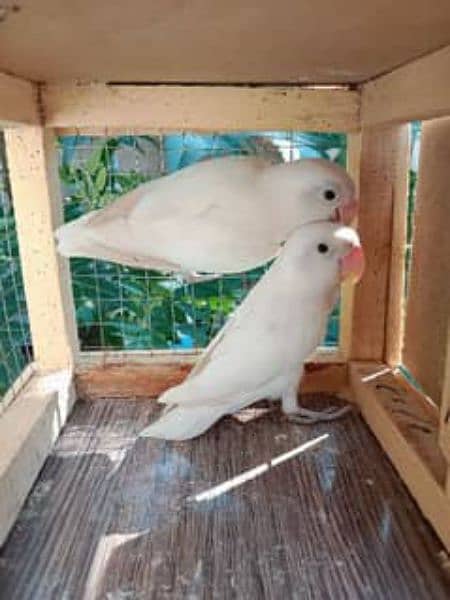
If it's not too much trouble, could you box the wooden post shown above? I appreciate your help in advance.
[350,125,410,361]
[384,127,410,366]
[439,321,450,496]
[403,118,450,404]
[339,132,361,359]
[4,127,78,371]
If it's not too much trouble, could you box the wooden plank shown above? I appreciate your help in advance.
[75,347,342,370]
[0,72,40,126]
[339,132,361,359]
[4,127,79,371]
[350,361,450,552]
[350,126,407,360]
[0,369,75,546]
[42,84,360,133]
[1,2,450,85]
[0,363,36,416]
[1,396,450,598]
[75,361,349,402]
[384,126,410,366]
[362,45,450,126]
[403,118,450,404]
[438,321,450,494]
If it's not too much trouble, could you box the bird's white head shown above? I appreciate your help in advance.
[266,158,358,227]
[280,221,364,295]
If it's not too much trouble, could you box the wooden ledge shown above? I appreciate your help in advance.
[75,357,349,402]
[0,369,75,546]
[42,83,360,133]
[350,361,450,551]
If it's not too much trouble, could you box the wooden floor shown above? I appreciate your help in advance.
[1,395,449,600]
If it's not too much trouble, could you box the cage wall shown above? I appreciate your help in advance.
[0,132,32,401]
[59,131,347,352]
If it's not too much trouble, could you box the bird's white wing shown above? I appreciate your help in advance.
[56,156,274,272]
[159,267,293,409]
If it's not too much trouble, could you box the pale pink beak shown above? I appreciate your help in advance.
[340,245,365,283]
[333,198,359,225]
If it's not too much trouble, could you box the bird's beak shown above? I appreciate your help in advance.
[340,244,365,283]
[332,197,359,225]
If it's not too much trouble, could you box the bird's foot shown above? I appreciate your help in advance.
[286,403,354,425]
[180,271,222,284]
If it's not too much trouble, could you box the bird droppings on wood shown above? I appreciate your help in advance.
[0,395,449,599]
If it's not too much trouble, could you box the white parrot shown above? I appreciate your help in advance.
[139,221,364,441]
[55,156,357,281]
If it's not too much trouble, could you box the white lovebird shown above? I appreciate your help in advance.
[140,222,365,441]
[55,156,357,280]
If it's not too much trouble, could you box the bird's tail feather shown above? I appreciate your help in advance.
[139,403,226,441]
[55,214,98,258]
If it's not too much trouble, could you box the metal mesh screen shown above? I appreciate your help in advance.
[0,133,32,399]
[59,132,346,352]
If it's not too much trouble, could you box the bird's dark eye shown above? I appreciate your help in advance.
[317,243,329,254]
[324,189,336,201]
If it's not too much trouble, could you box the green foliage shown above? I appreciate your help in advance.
[59,133,346,351]
[0,136,32,396]
[0,131,347,400]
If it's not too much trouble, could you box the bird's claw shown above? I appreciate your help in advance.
[286,403,354,425]
[180,271,222,284]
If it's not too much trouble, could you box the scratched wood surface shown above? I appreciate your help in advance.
[1,396,449,600]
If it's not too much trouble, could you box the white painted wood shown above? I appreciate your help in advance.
[362,45,450,126]
[0,369,75,546]
[4,127,79,371]
[42,84,360,133]
[339,132,361,359]
[0,72,39,126]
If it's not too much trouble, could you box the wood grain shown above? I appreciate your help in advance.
[0,72,39,126]
[43,84,360,133]
[75,362,349,401]
[403,118,450,405]
[439,321,450,494]
[384,126,410,366]
[362,45,450,126]
[1,396,449,599]
[351,361,450,551]
[350,126,408,361]
[1,2,450,84]
[4,127,79,371]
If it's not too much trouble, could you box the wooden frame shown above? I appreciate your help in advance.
[41,83,360,134]
[1,41,450,551]
[0,368,75,545]
[0,72,40,127]
[350,362,450,552]
[349,125,410,361]
[361,45,450,127]
[4,127,79,372]
[439,323,450,495]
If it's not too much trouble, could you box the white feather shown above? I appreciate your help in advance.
[55,156,355,275]
[140,222,361,440]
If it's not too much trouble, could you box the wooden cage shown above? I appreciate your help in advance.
[0,2,449,596]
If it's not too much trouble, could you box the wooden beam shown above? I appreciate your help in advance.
[350,361,450,552]
[0,368,75,546]
[339,132,361,359]
[403,118,450,404]
[4,127,79,371]
[75,360,348,402]
[439,321,450,495]
[0,72,40,126]
[350,126,408,361]
[361,45,450,127]
[42,84,360,133]
[384,126,410,366]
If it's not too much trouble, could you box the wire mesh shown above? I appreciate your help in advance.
[59,132,346,352]
[0,133,33,399]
